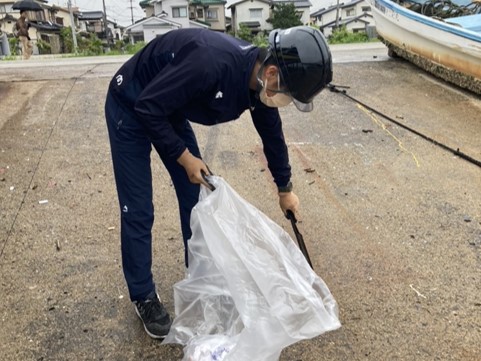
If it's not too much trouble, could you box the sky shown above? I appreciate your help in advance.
[48,0,146,26]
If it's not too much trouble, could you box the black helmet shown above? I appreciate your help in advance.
[268,26,332,112]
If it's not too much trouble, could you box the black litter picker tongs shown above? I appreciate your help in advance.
[286,210,313,269]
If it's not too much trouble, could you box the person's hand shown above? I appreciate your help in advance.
[279,191,300,219]
[177,149,211,188]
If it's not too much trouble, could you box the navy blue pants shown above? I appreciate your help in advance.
[105,92,201,302]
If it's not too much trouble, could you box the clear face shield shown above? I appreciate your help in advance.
[292,99,313,112]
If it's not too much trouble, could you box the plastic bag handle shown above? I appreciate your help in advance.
[286,210,313,269]
[201,169,216,191]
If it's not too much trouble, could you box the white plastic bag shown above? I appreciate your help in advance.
[163,176,341,361]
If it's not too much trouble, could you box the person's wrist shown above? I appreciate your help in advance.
[277,181,293,193]
[177,149,192,166]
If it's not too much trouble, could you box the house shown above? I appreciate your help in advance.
[228,0,311,36]
[0,0,72,54]
[126,0,225,43]
[77,10,124,44]
[228,0,272,36]
[0,12,17,36]
[321,12,373,37]
[124,15,184,43]
[310,0,374,37]
[190,0,227,32]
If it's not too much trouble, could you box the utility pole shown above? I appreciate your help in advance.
[67,0,78,53]
[129,0,134,25]
[335,0,340,30]
[102,0,109,44]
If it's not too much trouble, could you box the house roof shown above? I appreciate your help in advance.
[272,0,312,8]
[193,18,212,26]
[125,14,211,32]
[78,11,104,20]
[189,20,211,28]
[0,14,17,22]
[240,21,261,27]
[139,0,152,8]
[125,15,181,32]
[30,21,63,32]
[191,0,227,5]
[319,12,372,29]
[311,0,364,17]
[227,0,271,9]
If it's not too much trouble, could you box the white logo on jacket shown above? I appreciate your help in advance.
[116,74,123,86]
[215,91,223,99]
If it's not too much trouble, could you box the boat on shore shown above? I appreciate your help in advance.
[368,0,481,94]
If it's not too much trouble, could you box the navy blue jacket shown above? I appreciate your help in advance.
[108,28,290,187]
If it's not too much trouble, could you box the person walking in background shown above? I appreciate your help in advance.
[16,10,32,60]
[105,26,332,339]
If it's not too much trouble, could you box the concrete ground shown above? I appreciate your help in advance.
[0,42,480,361]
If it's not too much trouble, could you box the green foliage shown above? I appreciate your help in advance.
[113,39,125,52]
[36,39,51,54]
[8,37,18,54]
[251,32,268,47]
[1,55,18,61]
[87,34,103,55]
[235,25,268,46]
[78,33,103,55]
[61,29,104,55]
[328,26,369,44]
[267,4,303,29]
[237,23,253,43]
[125,41,146,54]
[60,26,75,53]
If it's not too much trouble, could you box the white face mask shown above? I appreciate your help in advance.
[259,74,292,108]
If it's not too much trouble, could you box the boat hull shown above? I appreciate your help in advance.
[369,0,481,94]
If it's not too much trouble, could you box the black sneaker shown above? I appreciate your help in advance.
[133,293,172,339]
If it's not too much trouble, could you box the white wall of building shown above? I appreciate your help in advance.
[143,23,179,42]
[235,0,272,31]
[161,0,190,28]
[298,7,311,25]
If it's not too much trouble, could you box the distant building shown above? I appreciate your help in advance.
[124,0,227,43]
[77,11,122,43]
[311,0,375,37]
[190,0,227,32]
[0,0,123,55]
[228,0,311,36]
[228,0,271,35]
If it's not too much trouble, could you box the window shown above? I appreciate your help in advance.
[345,8,355,17]
[197,8,204,18]
[29,10,46,21]
[1,4,13,13]
[362,6,371,11]
[249,8,262,19]
[56,17,64,26]
[206,9,218,20]
[172,7,187,18]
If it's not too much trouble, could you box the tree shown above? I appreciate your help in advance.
[60,27,74,53]
[267,3,303,29]
[237,23,254,43]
